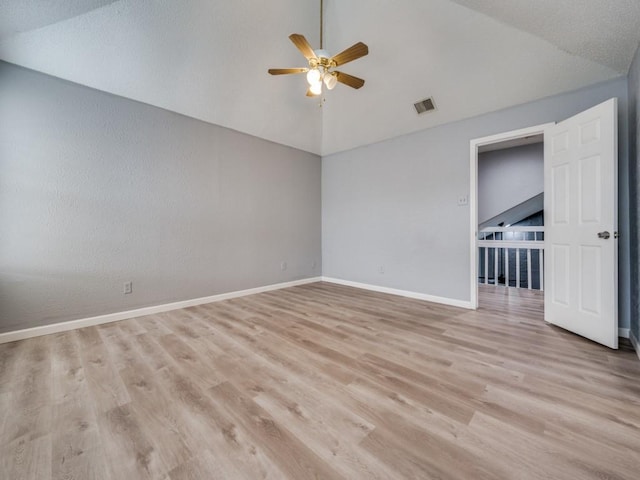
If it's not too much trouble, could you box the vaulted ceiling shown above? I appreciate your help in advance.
[2,0,639,155]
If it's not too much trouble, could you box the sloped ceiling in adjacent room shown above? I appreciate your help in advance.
[1,0,639,155]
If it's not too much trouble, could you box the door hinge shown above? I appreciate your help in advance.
[614,231,619,239]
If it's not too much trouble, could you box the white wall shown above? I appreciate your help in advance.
[478,143,543,224]
[322,77,631,330]
[0,62,321,333]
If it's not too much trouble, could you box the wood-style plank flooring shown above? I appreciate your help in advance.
[1,282,639,479]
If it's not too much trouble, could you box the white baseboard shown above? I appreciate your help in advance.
[619,328,630,339]
[321,277,473,309]
[631,330,640,361]
[0,277,322,345]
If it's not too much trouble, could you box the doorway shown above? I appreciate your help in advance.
[469,124,553,310]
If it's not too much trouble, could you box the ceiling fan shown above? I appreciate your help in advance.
[268,0,369,97]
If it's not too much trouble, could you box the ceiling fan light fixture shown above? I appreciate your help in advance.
[310,81,323,95]
[306,68,321,85]
[324,73,338,90]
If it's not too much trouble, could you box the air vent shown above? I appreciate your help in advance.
[414,97,436,115]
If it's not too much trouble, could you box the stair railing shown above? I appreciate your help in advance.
[478,226,544,290]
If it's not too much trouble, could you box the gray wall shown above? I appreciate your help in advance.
[322,77,631,330]
[629,43,640,344]
[0,62,321,334]
[478,143,543,224]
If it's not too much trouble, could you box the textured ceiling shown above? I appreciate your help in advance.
[1,0,639,155]
[450,0,640,73]
[0,0,118,39]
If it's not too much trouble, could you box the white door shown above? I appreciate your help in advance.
[544,98,618,349]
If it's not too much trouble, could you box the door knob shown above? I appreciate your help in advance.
[598,231,610,239]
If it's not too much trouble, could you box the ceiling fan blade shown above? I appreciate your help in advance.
[268,68,308,75]
[335,71,365,89]
[289,34,317,61]
[331,42,368,66]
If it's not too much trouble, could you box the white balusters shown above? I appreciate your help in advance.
[527,248,532,289]
[505,248,509,287]
[478,226,544,291]
[484,247,489,285]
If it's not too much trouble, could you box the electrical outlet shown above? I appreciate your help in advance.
[123,281,133,295]
[280,261,287,271]
[378,265,385,274]
[457,195,469,206]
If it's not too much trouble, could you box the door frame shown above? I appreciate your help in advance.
[469,123,554,309]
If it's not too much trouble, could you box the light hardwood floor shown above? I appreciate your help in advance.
[1,282,639,479]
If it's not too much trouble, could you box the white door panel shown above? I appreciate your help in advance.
[544,98,618,349]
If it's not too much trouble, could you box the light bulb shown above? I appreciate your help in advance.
[310,81,322,95]
[306,68,321,85]
[324,73,338,90]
